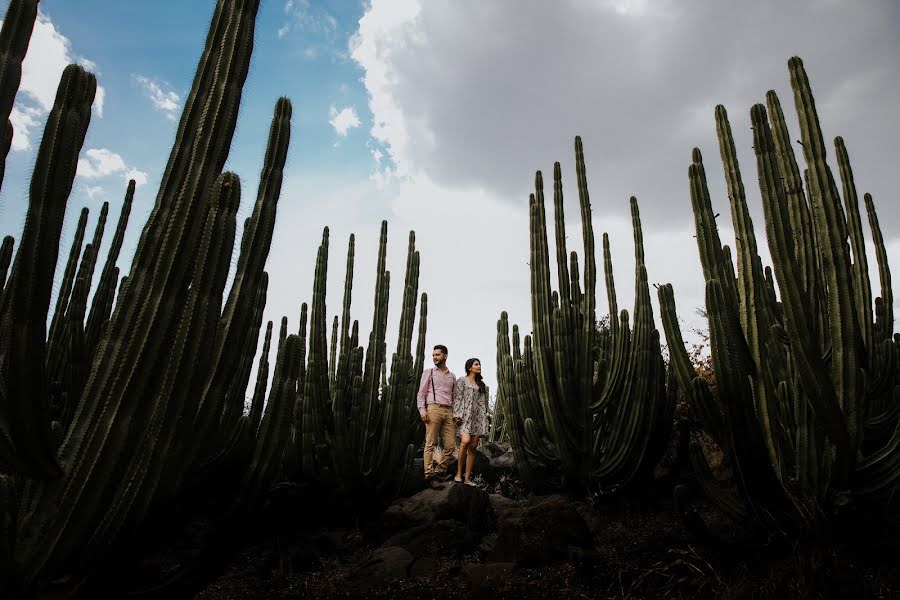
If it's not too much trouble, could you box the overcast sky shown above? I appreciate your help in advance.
[1,0,898,394]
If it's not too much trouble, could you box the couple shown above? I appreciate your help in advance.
[416,344,489,486]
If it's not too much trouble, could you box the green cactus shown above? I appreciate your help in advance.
[660,57,900,533]
[0,63,96,479]
[0,0,38,194]
[0,0,306,595]
[498,138,673,493]
[85,181,135,361]
[287,221,427,509]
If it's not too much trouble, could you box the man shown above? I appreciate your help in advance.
[417,344,458,481]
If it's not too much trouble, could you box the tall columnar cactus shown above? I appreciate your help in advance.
[660,57,900,533]
[0,0,38,194]
[288,222,427,509]
[498,138,673,492]
[0,63,96,479]
[0,0,301,595]
[85,180,135,361]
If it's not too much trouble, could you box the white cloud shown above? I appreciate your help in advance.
[133,75,181,121]
[329,105,361,136]
[77,148,148,187]
[278,0,336,41]
[327,0,900,373]
[349,0,900,230]
[80,183,106,200]
[2,11,106,151]
[124,168,148,187]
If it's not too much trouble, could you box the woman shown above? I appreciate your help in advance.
[453,358,490,486]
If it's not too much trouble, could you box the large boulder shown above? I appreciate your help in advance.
[385,519,479,556]
[347,546,432,588]
[369,482,495,544]
[487,495,597,566]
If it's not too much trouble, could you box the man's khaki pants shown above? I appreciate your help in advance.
[423,404,455,476]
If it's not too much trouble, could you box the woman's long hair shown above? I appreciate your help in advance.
[464,357,487,394]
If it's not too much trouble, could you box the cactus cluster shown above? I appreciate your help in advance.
[0,0,300,595]
[659,57,900,531]
[284,222,428,510]
[496,139,674,493]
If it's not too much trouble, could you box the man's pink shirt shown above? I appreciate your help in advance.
[416,367,457,414]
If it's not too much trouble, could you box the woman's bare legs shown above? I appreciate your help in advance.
[455,432,471,482]
[464,434,480,484]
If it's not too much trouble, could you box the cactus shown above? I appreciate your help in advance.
[287,222,427,509]
[0,0,304,595]
[498,138,673,493]
[0,63,96,479]
[660,57,900,533]
[0,0,38,193]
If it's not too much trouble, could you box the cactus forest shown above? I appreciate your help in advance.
[0,0,897,597]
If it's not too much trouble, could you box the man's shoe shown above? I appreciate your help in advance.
[437,472,454,482]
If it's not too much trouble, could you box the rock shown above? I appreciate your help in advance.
[490,496,594,566]
[370,482,495,543]
[399,458,428,497]
[373,485,453,541]
[477,532,498,555]
[489,493,525,522]
[348,546,415,588]
[443,481,496,532]
[385,519,478,556]
[489,450,516,471]
[480,441,511,459]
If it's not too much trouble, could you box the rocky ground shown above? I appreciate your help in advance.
[193,443,900,599]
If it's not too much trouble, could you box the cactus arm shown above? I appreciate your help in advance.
[864,193,892,341]
[0,0,38,194]
[0,65,96,479]
[47,207,89,354]
[835,137,873,356]
[715,105,779,471]
[85,180,134,359]
[789,56,863,463]
[240,315,271,434]
[751,102,852,474]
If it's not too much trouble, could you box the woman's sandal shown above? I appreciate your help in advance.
[464,480,477,487]
[453,477,463,483]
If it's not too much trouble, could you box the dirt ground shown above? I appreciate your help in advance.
[195,494,900,600]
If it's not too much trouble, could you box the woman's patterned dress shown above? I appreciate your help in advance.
[453,377,489,436]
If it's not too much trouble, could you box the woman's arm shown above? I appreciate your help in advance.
[453,378,464,419]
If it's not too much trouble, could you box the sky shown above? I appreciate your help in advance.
[1,0,898,397]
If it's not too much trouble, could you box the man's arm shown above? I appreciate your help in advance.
[416,369,431,415]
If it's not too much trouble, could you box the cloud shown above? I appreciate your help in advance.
[133,75,181,121]
[3,11,106,151]
[329,105,361,136]
[276,0,340,61]
[327,0,900,376]
[77,148,148,187]
[80,183,106,201]
[350,0,900,230]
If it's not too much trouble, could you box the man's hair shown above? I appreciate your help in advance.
[433,344,448,355]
